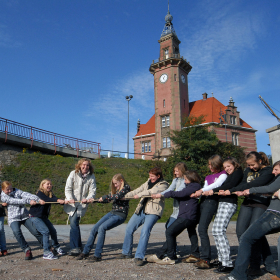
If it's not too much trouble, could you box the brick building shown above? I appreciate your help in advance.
[133,9,257,159]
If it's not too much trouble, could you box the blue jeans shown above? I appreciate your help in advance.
[236,205,274,270]
[10,218,43,253]
[69,210,82,249]
[30,217,60,254]
[230,210,279,280]
[83,212,125,257]
[0,216,7,251]
[198,198,218,261]
[122,211,159,260]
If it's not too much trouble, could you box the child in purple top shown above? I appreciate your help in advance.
[188,155,227,269]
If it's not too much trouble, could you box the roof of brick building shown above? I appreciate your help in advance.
[134,97,252,137]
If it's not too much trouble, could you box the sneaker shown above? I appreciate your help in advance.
[68,248,81,256]
[219,275,238,280]
[156,256,176,265]
[146,254,161,263]
[54,247,65,256]
[1,250,8,256]
[194,259,211,269]
[87,256,101,263]
[25,250,33,260]
[43,252,58,260]
[214,266,234,273]
[182,254,200,263]
[211,260,222,267]
[116,254,133,259]
[134,258,144,266]
[76,253,89,260]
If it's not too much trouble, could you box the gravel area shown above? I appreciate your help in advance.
[0,222,277,279]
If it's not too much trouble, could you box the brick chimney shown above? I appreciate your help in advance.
[202,92,208,100]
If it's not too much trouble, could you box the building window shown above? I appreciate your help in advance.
[162,137,166,148]
[230,116,236,125]
[142,142,151,153]
[164,48,169,59]
[162,117,166,127]
[161,115,170,127]
[174,74,176,81]
[232,133,239,146]
[163,99,165,108]
[162,137,171,148]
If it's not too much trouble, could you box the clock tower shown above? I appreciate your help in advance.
[149,7,192,157]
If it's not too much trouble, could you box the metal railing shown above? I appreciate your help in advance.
[152,53,182,64]
[0,117,101,157]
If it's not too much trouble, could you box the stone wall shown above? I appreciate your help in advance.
[0,143,23,177]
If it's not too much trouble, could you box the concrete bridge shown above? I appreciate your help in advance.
[0,117,100,160]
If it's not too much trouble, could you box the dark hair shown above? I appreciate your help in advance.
[149,167,163,179]
[183,170,201,183]
[246,151,270,166]
[173,162,188,178]
[208,155,223,173]
[223,157,241,170]
[273,160,280,169]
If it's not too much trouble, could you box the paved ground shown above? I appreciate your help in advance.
[1,222,278,279]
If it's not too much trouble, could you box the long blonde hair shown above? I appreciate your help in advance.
[110,174,127,195]
[38,179,53,198]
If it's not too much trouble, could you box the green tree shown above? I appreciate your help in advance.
[169,115,246,180]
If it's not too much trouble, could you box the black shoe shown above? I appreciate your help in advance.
[68,248,81,256]
[214,266,234,273]
[211,260,222,267]
[134,258,144,266]
[247,267,262,276]
[116,254,133,259]
[87,256,102,263]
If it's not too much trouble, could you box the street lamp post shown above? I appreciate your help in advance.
[125,95,133,158]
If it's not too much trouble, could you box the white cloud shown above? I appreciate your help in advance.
[178,0,266,100]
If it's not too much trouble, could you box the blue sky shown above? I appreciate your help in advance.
[0,0,280,157]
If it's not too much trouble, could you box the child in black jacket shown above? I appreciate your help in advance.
[147,170,201,265]
[29,179,66,260]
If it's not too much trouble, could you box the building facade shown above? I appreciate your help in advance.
[133,10,257,159]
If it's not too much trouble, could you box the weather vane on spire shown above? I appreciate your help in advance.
[161,0,177,37]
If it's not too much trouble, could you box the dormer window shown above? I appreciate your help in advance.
[230,116,237,125]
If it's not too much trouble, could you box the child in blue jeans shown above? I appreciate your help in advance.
[29,179,66,260]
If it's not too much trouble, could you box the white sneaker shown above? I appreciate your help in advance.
[55,247,65,255]
[43,252,58,260]
[156,256,176,265]
[146,254,160,263]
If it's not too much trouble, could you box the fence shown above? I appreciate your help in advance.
[0,117,101,157]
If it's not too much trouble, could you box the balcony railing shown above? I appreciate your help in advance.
[152,53,183,64]
[0,117,101,157]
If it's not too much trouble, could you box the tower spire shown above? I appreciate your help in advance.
[161,0,177,38]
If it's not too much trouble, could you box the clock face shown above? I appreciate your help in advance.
[181,74,186,84]
[159,74,168,83]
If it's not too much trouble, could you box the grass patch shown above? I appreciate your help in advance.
[0,152,242,224]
